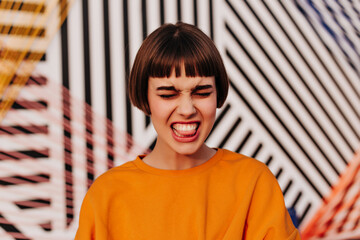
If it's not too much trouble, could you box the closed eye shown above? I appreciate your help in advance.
[159,94,177,99]
[194,92,212,97]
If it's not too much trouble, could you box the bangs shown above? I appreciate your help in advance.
[147,34,218,78]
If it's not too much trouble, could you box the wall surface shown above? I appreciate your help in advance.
[0,0,359,239]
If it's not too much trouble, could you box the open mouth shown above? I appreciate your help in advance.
[171,122,200,138]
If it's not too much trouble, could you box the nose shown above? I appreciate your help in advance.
[177,95,196,117]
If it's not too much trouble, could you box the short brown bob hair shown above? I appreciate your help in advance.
[129,22,229,115]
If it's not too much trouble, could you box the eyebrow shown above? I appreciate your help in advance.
[156,86,177,91]
[193,85,213,91]
[156,84,214,91]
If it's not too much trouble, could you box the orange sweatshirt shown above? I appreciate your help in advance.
[75,149,301,239]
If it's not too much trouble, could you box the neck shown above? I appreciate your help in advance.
[142,144,216,170]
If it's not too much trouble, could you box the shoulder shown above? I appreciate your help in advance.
[218,148,269,173]
[87,158,142,193]
[216,149,277,185]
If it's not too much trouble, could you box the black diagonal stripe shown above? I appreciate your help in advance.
[228,73,323,197]
[298,202,312,225]
[265,156,273,166]
[231,0,352,165]
[282,180,292,196]
[322,1,360,60]
[226,23,339,182]
[218,117,241,148]
[280,0,360,105]
[275,168,283,179]
[251,143,263,159]
[235,130,252,153]
[226,1,349,168]
[242,0,360,159]
[344,1,360,37]
[291,191,302,209]
[208,103,231,138]
[334,1,360,39]
[294,1,360,97]
[149,138,157,150]
[261,0,360,133]
[0,213,31,240]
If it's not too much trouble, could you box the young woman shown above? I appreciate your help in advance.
[75,22,301,239]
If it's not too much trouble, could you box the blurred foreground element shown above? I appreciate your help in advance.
[0,0,75,123]
[0,75,148,239]
[301,150,360,239]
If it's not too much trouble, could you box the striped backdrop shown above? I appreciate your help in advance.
[0,0,359,239]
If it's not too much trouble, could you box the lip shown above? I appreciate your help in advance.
[170,121,200,143]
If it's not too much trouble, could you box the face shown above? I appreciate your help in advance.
[147,66,217,157]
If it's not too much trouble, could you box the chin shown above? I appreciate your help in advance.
[171,142,204,156]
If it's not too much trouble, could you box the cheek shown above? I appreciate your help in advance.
[198,97,217,119]
[149,100,175,127]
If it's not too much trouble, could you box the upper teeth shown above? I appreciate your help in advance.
[172,123,198,131]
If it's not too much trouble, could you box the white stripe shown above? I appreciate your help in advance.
[146,0,161,34]
[109,0,130,165]
[181,0,194,24]
[197,0,210,36]
[164,0,177,24]
[225,32,330,196]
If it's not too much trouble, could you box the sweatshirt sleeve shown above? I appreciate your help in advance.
[75,192,95,240]
[75,191,95,240]
[245,165,301,240]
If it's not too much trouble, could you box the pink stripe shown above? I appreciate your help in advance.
[0,149,49,160]
[0,174,50,185]
[27,75,47,85]
[0,125,48,135]
[14,199,50,208]
[13,100,47,110]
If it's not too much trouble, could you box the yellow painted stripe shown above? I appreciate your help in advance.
[0,25,46,37]
[0,1,45,13]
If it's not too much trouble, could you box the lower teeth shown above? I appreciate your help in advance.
[174,129,195,137]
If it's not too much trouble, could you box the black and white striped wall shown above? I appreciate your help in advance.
[1,0,359,238]
[34,0,360,231]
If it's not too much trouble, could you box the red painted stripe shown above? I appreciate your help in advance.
[0,125,48,135]
[14,198,50,209]
[11,100,47,110]
[27,76,47,85]
[0,174,50,185]
[0,149,49,160]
